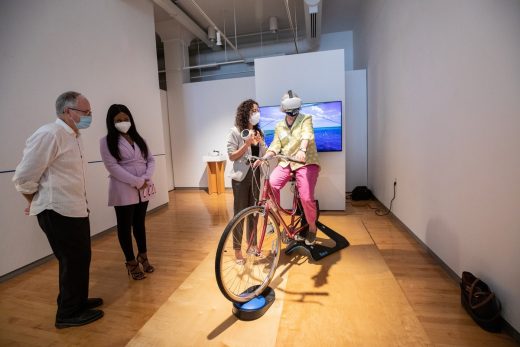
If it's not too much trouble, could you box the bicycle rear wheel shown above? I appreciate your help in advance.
[215,206,281,303]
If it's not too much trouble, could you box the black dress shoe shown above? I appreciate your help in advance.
[55,309,104,329]
[85,297,103,309]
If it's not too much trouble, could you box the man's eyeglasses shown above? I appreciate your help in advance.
[68,108,92,116]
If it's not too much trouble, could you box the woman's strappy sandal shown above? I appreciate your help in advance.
[137,253,155,273]
[126,260,146,280]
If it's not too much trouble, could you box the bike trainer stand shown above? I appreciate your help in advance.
[285,220,350,261]
[232,285,275,321]
[233,221,349,320]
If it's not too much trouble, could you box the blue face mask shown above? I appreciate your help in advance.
[76,115,92,129]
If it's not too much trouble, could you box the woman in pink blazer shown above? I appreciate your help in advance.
[100,104,155,280]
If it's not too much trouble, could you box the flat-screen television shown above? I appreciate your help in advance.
[259,100,342,152]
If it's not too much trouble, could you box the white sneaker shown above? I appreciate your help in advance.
[305,232,317,246]
[294,233,305,242]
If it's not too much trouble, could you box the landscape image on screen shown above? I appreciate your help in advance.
[259,100,342,152]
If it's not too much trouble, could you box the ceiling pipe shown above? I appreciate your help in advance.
[188,38,316,69]
[195,28,292,42]
[283,0,322,54]
[183,59,245,70]
[152,0,213,47]
[191,69,254,80]
[284,0,299,54]
[186,0,244,60]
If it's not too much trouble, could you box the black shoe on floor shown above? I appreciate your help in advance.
[85,297,103,309]
[305,232,317,246]
[55,309,104,329]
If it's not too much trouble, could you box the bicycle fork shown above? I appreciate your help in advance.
[245,207,269,256]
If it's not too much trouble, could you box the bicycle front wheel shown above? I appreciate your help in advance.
[215,206,281,303]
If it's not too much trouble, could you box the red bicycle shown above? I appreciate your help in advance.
[215,154,315,302]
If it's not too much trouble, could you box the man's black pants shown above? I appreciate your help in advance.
[37,209,91,319]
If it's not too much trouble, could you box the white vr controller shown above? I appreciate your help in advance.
[241,129,253,140]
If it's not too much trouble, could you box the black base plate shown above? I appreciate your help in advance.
[285,220,350,261]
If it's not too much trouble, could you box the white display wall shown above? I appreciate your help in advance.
[0,0,168,276]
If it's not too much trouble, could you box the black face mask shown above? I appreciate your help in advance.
[285,109,299,117]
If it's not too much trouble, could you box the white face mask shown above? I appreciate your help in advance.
[115,121,131,133]
[249,112,260,126]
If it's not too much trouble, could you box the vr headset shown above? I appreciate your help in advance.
[281,90,302,116]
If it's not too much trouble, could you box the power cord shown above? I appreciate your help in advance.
[375,181,396,216]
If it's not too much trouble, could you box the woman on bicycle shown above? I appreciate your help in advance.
[256,90,320,245]
[227,99,266,264]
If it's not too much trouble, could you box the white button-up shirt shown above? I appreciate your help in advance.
[13,119,89,217]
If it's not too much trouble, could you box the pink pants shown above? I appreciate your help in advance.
[269,164,320,224]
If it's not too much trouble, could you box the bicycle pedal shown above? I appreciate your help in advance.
[281,232,290,244]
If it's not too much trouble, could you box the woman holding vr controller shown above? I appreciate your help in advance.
[255,90,320,245]
[227,99,266,264]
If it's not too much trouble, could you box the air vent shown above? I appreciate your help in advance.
[304,0,321,46]
[310,13,317,38]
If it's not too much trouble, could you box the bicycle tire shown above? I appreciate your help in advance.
[215,206,281,303]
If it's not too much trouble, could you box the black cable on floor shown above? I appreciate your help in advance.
[375,182,396,216]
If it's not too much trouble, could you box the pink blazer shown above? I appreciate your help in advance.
[99,136,155,206]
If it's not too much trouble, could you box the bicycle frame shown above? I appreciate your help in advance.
[246,156,308,254]
[214,154,311,303]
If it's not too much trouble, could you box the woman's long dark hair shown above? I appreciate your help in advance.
[235,99,263,137]
[105,104,149,161]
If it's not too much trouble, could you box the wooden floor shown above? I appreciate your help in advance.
[0,190,517,346]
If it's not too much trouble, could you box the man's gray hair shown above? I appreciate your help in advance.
[55,91,81,115]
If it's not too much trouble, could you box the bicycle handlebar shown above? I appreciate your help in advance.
[246,154,306,165]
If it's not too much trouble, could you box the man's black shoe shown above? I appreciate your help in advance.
[55,309,104,329]
[85,297,103,309]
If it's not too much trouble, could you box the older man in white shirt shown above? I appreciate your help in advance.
[12,91,104,329]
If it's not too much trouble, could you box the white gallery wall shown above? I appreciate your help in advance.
[355,0,520,331]
[0,0,168,276]
[345,70,368,192]
[255,50,346,210]
[171,77,256,188]
[160,90,174,190]
[321,31,354,71]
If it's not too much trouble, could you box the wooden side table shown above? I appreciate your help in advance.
[203,155,227,194]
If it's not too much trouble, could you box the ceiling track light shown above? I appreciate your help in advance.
[207,26,216,43]
[269,16,278,33]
